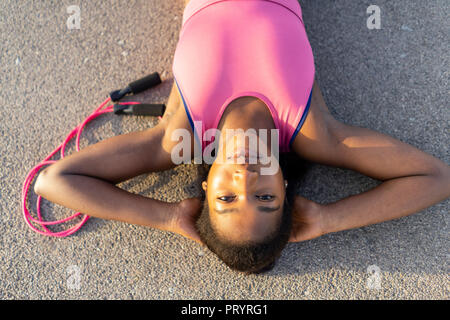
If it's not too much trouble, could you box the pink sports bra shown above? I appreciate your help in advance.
[172,0,315,152]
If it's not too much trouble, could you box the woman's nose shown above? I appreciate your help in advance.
[232,169,258,188]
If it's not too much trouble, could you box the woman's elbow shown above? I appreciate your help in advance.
[425,162,450,199]
[34,166,60,196]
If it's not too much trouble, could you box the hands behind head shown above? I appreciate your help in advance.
[289,195,326,243]
[169,197,204,245]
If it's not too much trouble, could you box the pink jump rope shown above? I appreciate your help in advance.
[22,72,166,237]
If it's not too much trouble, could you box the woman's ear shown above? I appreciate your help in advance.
[202,181,208,191]
[284,180,288,188]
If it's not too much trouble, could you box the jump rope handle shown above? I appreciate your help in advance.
[109,72,166,117]
[109,72,162,101]
[113,103,166,116]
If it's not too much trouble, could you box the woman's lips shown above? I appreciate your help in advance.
[227,148,259,161]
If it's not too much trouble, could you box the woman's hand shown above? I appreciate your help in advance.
[169,198,204,245]
[289,195,327,242]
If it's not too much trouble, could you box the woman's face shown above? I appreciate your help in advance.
[203,131,286,243]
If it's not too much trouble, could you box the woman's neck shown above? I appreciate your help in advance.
[217,96,276,132]
[215,96,276,160]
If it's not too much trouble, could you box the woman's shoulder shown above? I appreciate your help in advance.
[161,101,195,157]
[290,81,342,162]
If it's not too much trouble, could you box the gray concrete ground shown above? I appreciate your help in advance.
[0,0,448,299]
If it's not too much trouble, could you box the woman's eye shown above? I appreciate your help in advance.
[257,194,275,201]
[217,196,235,202]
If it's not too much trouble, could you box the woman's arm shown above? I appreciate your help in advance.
[34,122,180,233]
[291,81,450,239]
[320,123,450,235]
[34,82,203,243]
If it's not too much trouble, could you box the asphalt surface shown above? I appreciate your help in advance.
[0,0,448,299]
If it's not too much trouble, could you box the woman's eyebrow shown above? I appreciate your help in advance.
[214,208,239,214]
[257,205,281,213]
[214,205,280,214]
